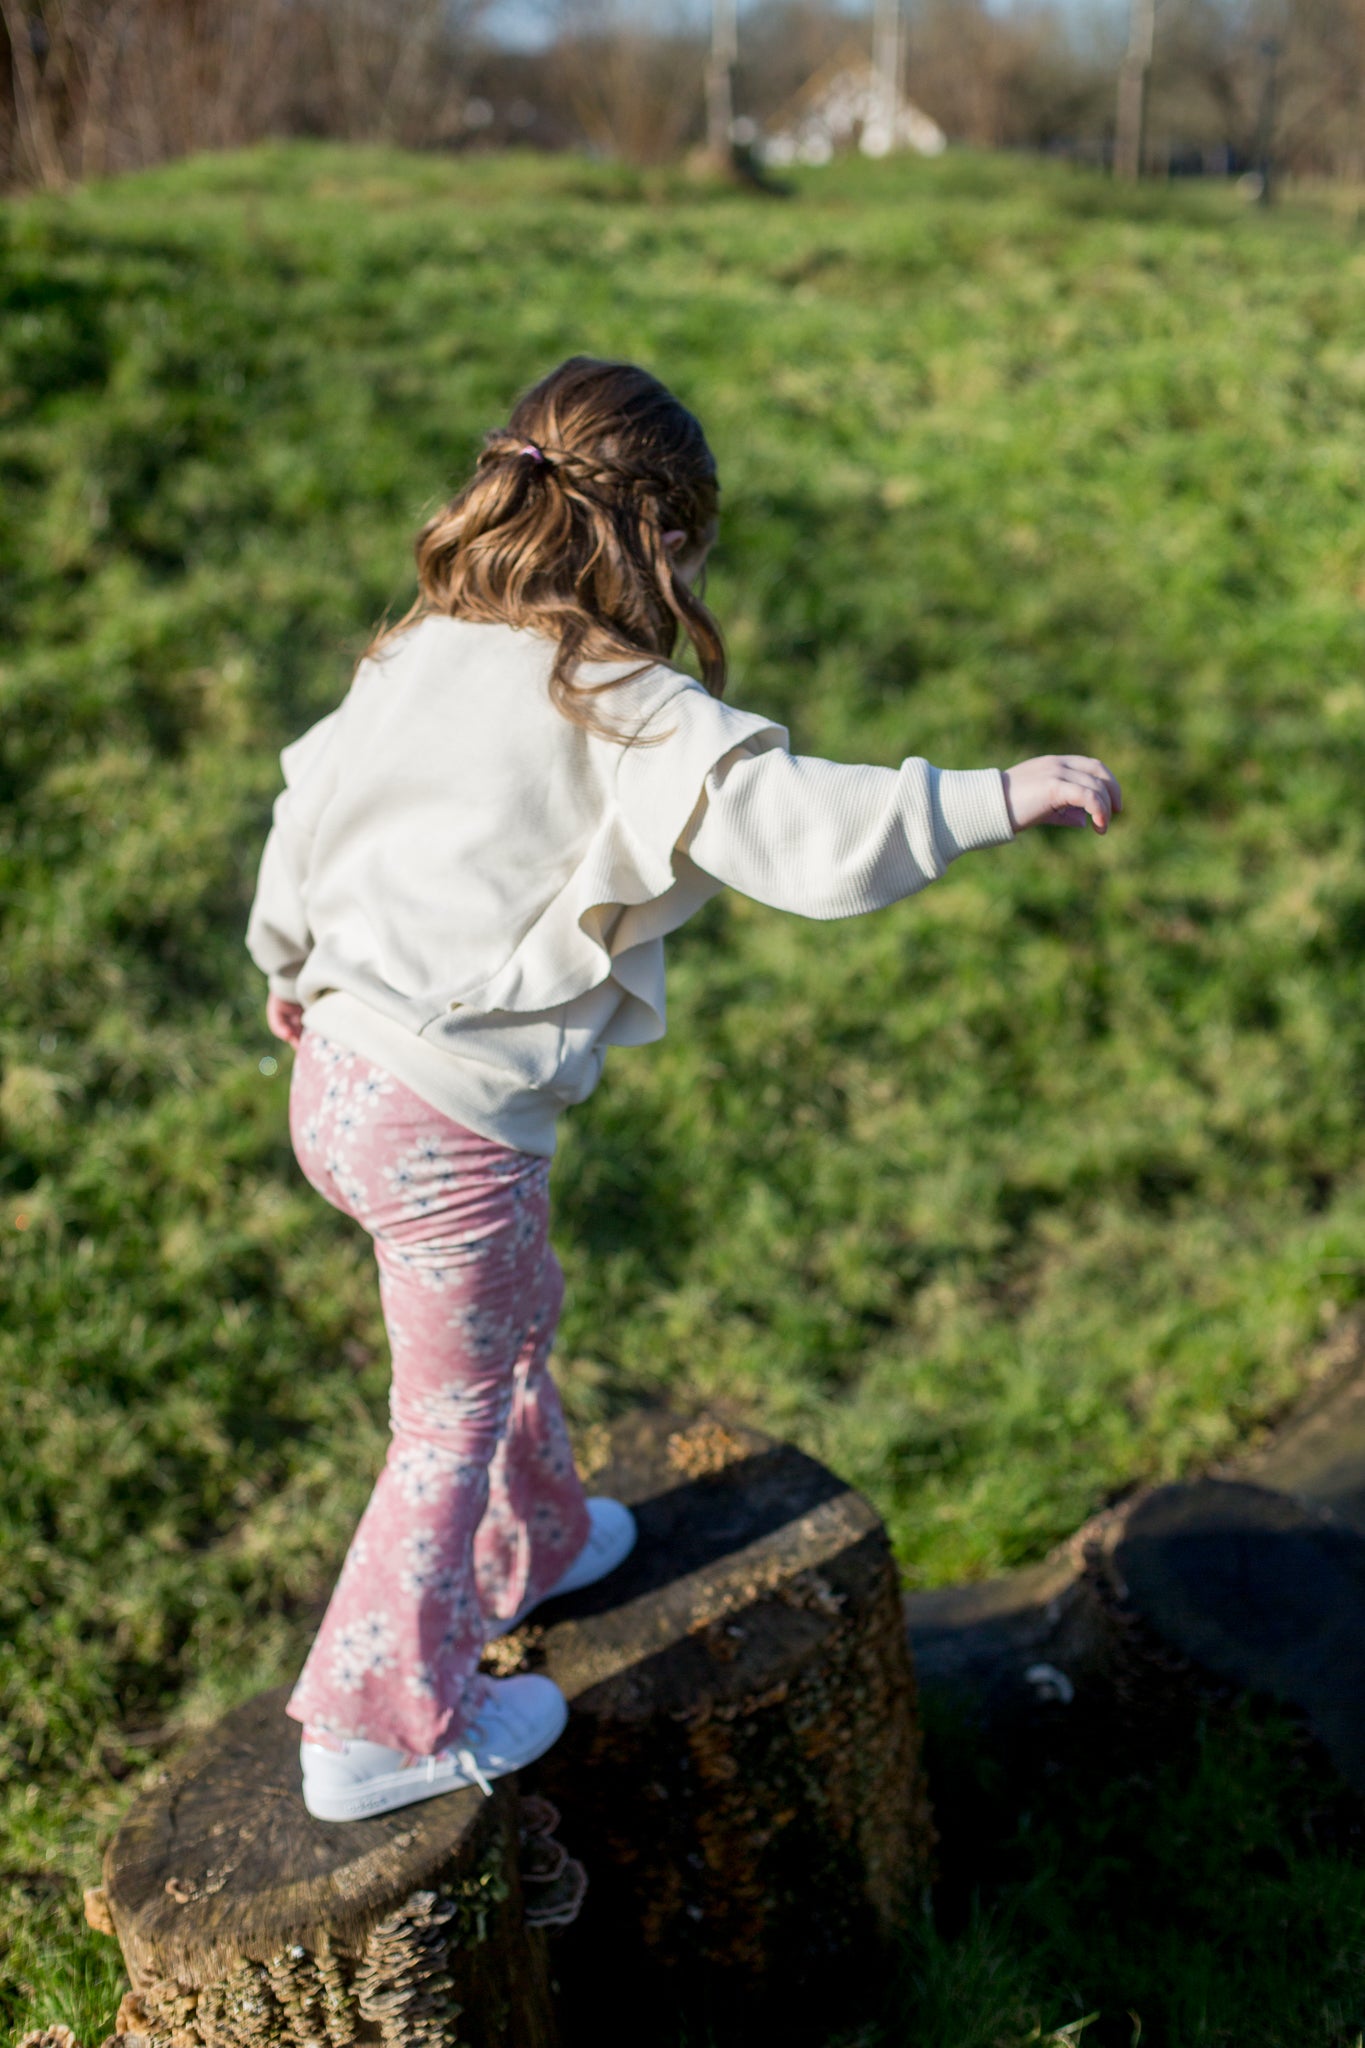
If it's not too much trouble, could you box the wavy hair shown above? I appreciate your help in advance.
[374,356,725,736]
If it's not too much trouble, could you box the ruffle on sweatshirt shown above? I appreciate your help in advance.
[250,618,784,1032]
[438,687,786,1025]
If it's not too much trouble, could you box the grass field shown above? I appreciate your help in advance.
[4,143,1365,2044]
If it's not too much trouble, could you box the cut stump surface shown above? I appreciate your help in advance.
[102,1685,559,2048]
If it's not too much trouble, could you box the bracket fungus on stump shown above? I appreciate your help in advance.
[100,1687,569,2048]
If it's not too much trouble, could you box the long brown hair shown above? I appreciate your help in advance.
[375,357,726,735]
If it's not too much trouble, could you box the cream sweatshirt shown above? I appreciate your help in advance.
[245,617,1015,1155]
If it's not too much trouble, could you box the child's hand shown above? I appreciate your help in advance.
[266,993,304,1047]
[1002,756,1123,836]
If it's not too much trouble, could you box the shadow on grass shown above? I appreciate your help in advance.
[625,1697,1365,2048]
[888,1692,1365,2048]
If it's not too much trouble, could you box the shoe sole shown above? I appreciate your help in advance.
[302,1692,569,1823]
[486,1511,637,1641]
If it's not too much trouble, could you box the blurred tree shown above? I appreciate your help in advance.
[706,0,737,161]
[0,0,492,186]
[3,0,1365,199]
[0,0,64,186]
[548,0,705,161]
[1114,0,1156,175]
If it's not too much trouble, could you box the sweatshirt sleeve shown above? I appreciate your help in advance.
[679,739,1014,918]
[244,707,344,1001]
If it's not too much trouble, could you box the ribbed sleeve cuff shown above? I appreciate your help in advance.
[936,767,1015,859]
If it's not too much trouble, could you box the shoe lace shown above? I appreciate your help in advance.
[452,1746,494,1798]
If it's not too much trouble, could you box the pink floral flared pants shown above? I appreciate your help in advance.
[285,1028,590,1753]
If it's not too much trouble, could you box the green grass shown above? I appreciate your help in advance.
[4,143,1365,2042]
[887,1695,1365,2048]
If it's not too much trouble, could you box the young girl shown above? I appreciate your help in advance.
[247,355,1121,1824]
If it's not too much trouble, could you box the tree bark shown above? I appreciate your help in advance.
[1113,0,1154,178]
[705,0,736,164]
[512,1410,934,2047]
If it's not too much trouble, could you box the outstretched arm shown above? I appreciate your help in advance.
[680,742,1120,918]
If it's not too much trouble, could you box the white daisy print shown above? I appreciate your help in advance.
[333,1099,362,1138]
[393,1441,461,1505]
[410,1262,452,1293]
[429,1567,478,1620]
[383,1158,418,1197]
[399,1527,441,1594]
[437,1614,483,1661]
[406,1662,438,1701]
[530,1501,569,1549]
[446,1302,510,1360]
[330,1611,397,1689]
[535,1435,577,1482]
[413,1382,487,1432]
[353,1071,394,1110]
[510,1203,542,1253]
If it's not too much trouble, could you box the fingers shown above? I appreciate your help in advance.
[1049,757,1121,834]
[265,995,305,1047]
[1067,756,1123,819]
[1003,754,1124,834]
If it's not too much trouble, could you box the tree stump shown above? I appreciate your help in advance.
[501,1410,933,2046]
[907,1470,1365,1883]
[1071,1477,1365,1793]
[1236,1310,1365,1533]
[101,1686,569,2048]
[100,1412,929,2048]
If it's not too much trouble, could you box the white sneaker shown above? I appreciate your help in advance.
[487,1497,637,1640]
[299,1674,568,1823]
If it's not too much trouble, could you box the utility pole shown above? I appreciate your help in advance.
[706,0,737,165]
[868,0,902,156]
[1113,0,1155,179]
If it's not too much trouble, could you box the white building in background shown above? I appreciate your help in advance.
[763,57,946,167]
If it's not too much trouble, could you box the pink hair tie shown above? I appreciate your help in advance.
[520,443,545,462]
